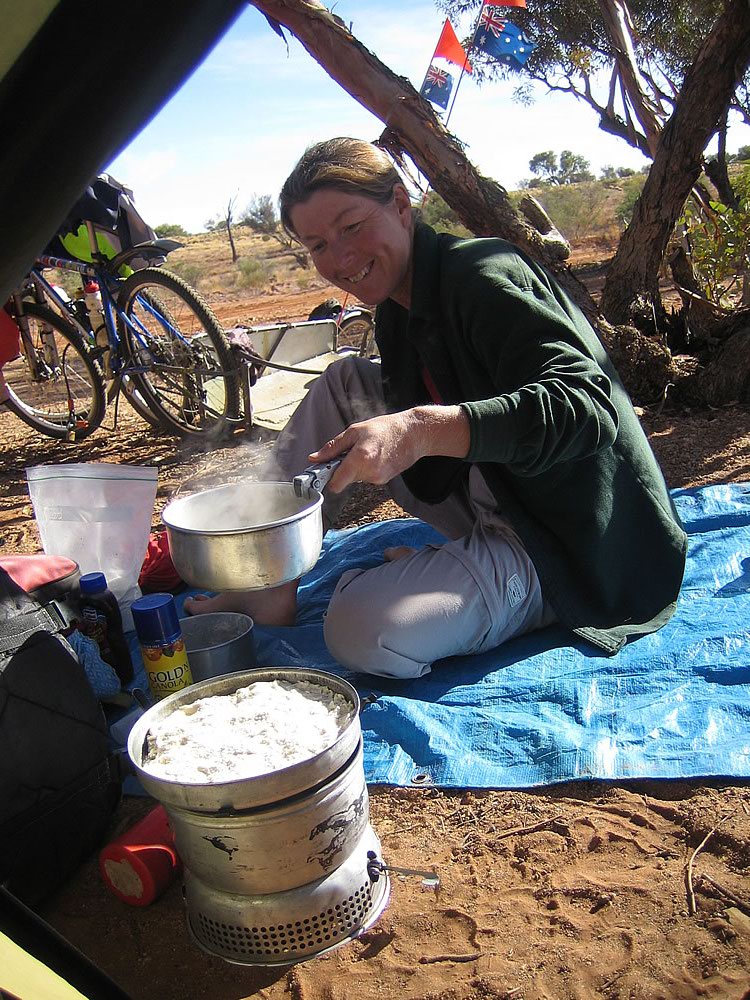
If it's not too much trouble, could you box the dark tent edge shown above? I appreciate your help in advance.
[1,885,131,999]
[0,3,245,993]
[0,0,246,303]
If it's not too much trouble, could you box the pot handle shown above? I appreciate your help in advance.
[293,458,343,498]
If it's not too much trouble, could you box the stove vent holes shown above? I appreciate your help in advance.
[193,882,374,959]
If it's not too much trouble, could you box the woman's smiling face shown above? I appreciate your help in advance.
[289,184,414,309]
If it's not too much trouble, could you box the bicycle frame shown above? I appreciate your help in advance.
[26,254,194,382]
[7,218,252,439]
[23,259,121,364]
[10,278,64,375]
[11,223,358,438]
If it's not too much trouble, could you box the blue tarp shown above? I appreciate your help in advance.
[124,482,750,790]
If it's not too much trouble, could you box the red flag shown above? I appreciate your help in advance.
[484,0,527,7]
[434,19,472,74]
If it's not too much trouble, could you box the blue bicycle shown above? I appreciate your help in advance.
[4,223,240,440]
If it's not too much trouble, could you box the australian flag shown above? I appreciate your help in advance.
[475,6,535,70]
[420,64,454,110]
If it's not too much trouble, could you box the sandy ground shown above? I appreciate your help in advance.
[2,280,750,1000]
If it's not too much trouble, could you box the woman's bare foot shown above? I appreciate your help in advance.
[384,545,417,562]
[183,580,298,627]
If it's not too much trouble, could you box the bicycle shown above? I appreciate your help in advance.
[4,222,241,441]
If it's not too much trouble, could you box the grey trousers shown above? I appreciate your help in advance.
[263,357,553,679]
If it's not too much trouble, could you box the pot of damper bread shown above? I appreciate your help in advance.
[127,667,367,894]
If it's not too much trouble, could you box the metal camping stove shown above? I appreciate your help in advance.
[128,668,390,966]
[184,825,390,966]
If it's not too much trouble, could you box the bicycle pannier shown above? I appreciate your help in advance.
[43,173,160,272]
[0,302,20,366]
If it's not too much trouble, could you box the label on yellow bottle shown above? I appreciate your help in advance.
[141,638,193,701]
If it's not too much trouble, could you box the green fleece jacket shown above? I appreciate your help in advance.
[375,223,687,654]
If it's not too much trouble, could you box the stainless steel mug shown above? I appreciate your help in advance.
[178,612,256,681]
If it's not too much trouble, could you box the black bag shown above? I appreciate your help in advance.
[0,567,122,905]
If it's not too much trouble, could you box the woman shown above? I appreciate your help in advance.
[185,137,687,679]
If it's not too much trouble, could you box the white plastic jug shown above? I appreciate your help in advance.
[26,463,158,631]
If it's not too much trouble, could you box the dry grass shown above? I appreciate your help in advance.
[166,229,298,294]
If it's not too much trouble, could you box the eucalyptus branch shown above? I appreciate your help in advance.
[598,110,650,155]
[639,64,677,106]
[581,72,597,103]
[605,64,618,115]
[618,76,636,130]
[528,70,578,97]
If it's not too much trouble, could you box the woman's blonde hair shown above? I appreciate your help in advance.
[279,137,403,235]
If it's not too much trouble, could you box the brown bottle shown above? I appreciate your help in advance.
[78,572,134,684]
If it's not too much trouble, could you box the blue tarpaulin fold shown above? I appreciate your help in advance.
[127,482,750,790]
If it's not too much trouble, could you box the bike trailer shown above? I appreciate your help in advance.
[43,173,161,273]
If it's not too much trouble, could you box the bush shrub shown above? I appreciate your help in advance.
[155,223,189,238]
[615,174,648,229]
[236,257,268,290]
[534,182,612,241]
[167,260,203,288]
[681,165,750,308]
[420,192,472,236]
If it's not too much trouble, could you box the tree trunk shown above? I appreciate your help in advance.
[600,0,750,325]
[225,197,239,262]
[705,116,740,210]
[698,325,750,404]
[668,245,720,344]
[227,221,238,262]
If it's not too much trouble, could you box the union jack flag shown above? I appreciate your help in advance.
[420,62,454,110]
[426,65,450,87]
[478,6,507,38]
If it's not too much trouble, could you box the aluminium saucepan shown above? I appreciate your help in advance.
[161,460,340,591]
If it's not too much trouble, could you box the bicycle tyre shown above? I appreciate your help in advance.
[116,268,240,438]
[3,303,106,440]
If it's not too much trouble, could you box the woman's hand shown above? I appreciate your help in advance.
[309,404,470,492]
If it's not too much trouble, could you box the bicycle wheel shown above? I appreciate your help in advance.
[116,268,240,437]
[338,313,378,358]
[3,303,106,440]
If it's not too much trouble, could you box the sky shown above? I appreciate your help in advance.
[107,1,749,234]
